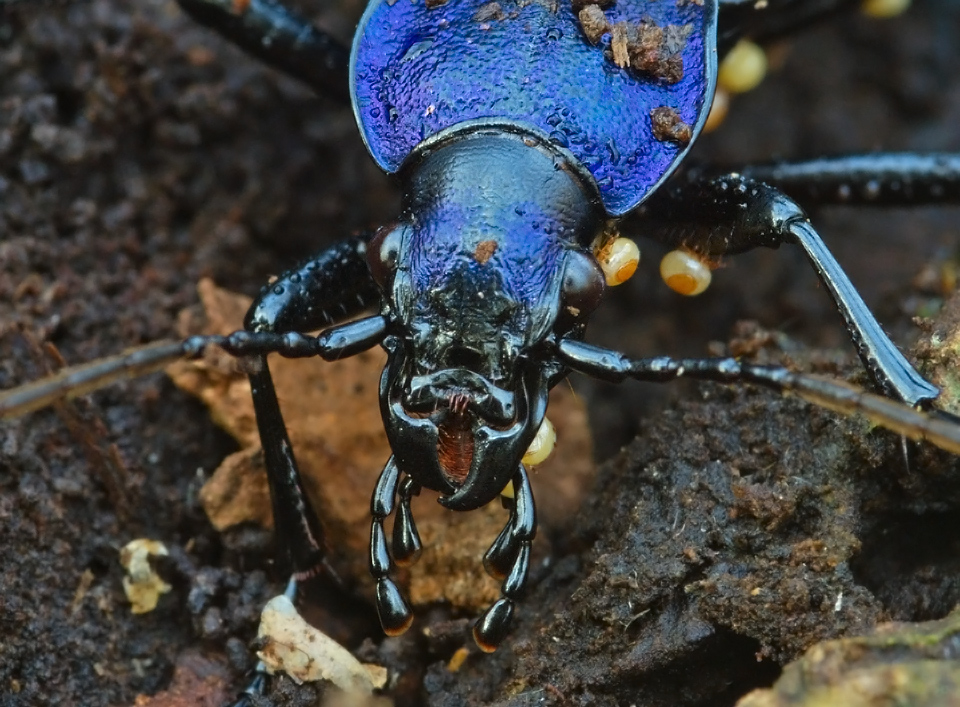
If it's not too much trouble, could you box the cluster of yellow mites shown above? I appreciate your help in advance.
[705,0,910,132]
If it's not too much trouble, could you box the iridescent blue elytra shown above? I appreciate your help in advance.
[351,0,718,215]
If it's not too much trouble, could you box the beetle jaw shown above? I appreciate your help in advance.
[379,338,548,511]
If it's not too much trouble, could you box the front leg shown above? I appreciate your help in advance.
[233,237,382,703]
[244,235,380,578]
[635,173,939,406]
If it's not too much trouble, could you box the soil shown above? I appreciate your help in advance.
[737,609,960,706]
[2,1,960,706]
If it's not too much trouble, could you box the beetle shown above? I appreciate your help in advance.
[2,0,960,703]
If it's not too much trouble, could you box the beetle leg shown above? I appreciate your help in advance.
[176,0,350,100]
[474,464,537,653]
[225,241,385,702]
[369,457,415,635]
[225,674,267,707]
[555,338,960,456]
[736,153,960,208]
[245,321,388,574]
[241,238,382,574]
[392,476,423,567]
[636,174,939,406]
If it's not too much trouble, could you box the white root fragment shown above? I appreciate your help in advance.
[257,594,387,694]
[119,539,171,614]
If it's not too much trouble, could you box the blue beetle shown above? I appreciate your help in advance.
[4,0,960,697]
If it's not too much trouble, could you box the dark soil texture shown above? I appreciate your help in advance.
[2,1,960,706]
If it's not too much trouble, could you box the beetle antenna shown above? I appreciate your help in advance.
[1,316,389,420]
[0,334,291,420]
[555,337,960,457]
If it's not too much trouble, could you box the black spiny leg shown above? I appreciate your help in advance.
[245,236,380,577]
[636,173,941,406]
[392,476,423,567]
[474,465,537,653]
[739,153,960,207]
[235,237,382,700]
[176,0,350,99]
[369,457,414,636]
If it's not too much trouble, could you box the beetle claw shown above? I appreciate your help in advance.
[376,578,414,636]
[473,598,514,653]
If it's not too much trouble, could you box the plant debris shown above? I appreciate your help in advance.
[257,595,388,693]
[119,539,172,615]
[577,6,692,83]
[650,105,693,143]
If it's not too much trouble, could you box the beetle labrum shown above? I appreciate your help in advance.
[3,0,960,701]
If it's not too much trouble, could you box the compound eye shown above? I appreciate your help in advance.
[367,225,403,288]
[561,250,605,322]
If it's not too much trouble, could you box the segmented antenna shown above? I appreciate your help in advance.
[5,332,960,458]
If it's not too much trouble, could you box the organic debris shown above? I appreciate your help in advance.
[650,105,693,144]
[577,7,692,83]
[257,595,387,693]
[119,539,172,614]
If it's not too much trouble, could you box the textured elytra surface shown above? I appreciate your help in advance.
[352,0,715,215]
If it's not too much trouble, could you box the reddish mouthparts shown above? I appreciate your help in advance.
[437,410,474,485]
[448,391,470,414]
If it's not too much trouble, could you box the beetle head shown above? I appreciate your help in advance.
[367,130,605,510]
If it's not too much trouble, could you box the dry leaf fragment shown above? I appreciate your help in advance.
[257,595,387,693]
